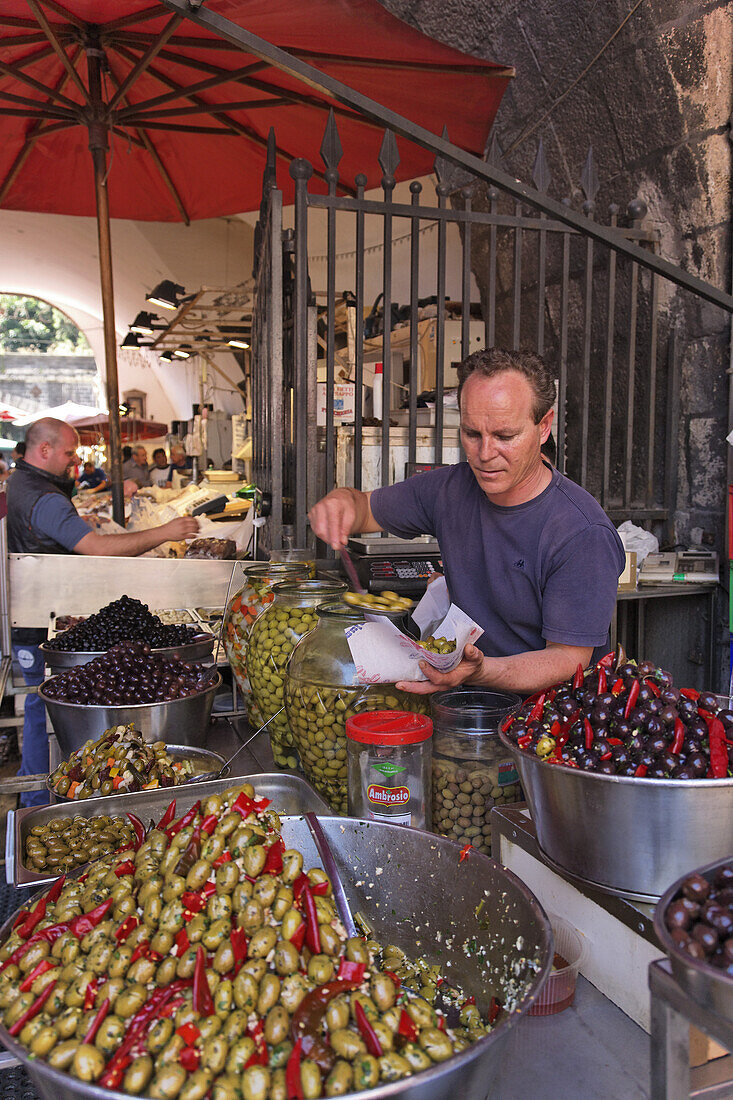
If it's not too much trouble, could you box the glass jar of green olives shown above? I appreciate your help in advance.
[430,689,522,855]
[223,562,309,721]
[285,602,430,814]
[247,579,347,769]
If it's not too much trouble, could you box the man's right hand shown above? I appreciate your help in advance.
[308,488,360,550]
[163,516,200,541]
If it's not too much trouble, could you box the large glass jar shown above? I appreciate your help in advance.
[247,579,347,769]
[223,562,309,722]
[430,689,522,854]
[285,602,430,814]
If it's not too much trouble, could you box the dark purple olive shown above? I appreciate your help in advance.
[687,718,708,740]
[699,691,719,712]
[647,734,668,756]
[595,692,614,709]
[658,705,679,726]
[591,738,611,757]
[628,706,647,728]
[678,698,698,721]
[649,763,668,778]
[612,746,630,766]
[708,909,733,937]
[669,927,692,948]
[657,669,674,689]
[638,751,656,769]
[645,716,665,738]
[638,659,656,677]
[723,938,733,963]
[592,706,612,727]
[659,751,680,772]
[672,765,696,780]
[687,752,709,777]
[666,900,694,930]
[619,762,639,776]
[637,685,653,705]
[714,865,733,889]
[596,760,616,775]
[626,732,644,754]
[691,923,719,953]
[682,873,711,902]
[557,697,579,719]
[686,940,707,961]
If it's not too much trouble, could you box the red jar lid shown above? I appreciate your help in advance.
[346,710,432,745]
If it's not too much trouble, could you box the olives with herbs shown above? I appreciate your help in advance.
[46,595,200,651]
[42,641,209,705]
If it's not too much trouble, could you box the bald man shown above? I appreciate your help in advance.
[7,417,200,804]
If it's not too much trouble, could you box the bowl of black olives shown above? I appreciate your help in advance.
[40,595,214,669]
[655,857,733,1021]
[38,641,221,754]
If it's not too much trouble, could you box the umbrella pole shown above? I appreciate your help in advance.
[86,48,124,526]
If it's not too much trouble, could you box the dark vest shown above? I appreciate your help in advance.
[7,458,77,555]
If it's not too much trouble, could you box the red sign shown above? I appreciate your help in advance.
[367,784,410,807]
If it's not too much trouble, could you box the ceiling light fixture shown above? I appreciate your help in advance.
[146,280,186,310]
[159,349,175,362]
[173,345,192,359]
[121,332,144,349]
[228,338,250,349]
[130,311,161,335]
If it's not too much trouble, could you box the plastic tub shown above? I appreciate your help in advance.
[527,914,585,1016]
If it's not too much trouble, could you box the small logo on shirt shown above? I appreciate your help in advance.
[514,558,525,570]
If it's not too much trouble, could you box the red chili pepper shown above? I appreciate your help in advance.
[17,897,47,941]
[634,764,648,778]
[213,852,232,868]
[384,970,401,988]
[167,801,201,838]
[354,999,383,1056]
[100,980,191,1089]
[193,945,215,1016]
[292,873,310,900]
[397,1009,418,1041]
[584,718,594,751]
[597,667,607,693]
[680,688,700,701]
[84,977,98,1011]
[286,1038,304,1100]
[157,799,177,831]
[611,678,624,696]
[528,694,546,722]
[501,712,515,733]
[706,716,728,779]
[488,997,502,1024]
[459,843,472,864]
[126,813,146,850]
[644,678,661,698]
[624,679,640,720]
[19,958,56,993]
[115,915,139,943]
[8,979,57,1036]
[301,885,321,955]
[181,891,206,914]
[517,734,532,749]
[175,928,190,956]
[114,860,136,878]
[572,663,584,691]
[607,738,623,745]
[201,814,218,836]
[232,791,271,818]
[289,980,360,1072]
[289,921,306,952]
[45,873,67,905]
[597,651,615,669]
[263,837,285,875]
[83,997,110,1045]
[337,959,366,983]
[129,941,150,965]
[231,928,248,971]
[437,1015,446,1032]
[202,881,217,899]
[180,1046,200,1073]
[671,719,685,755]
[176,1022,200,1045]
[68,898,114,939]
[600,751,612,761]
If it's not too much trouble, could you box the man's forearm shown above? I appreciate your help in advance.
[470,644,593,695]
[343,488,373,534]
[74,528,172,557]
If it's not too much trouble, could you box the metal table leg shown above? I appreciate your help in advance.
[650,975,691,1100]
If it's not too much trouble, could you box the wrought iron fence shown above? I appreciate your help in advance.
[250,113,723,551]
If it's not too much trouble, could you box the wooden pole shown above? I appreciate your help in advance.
[86,46,124,525]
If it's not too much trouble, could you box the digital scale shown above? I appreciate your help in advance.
[346,534,442,598]
[638,549,719,586]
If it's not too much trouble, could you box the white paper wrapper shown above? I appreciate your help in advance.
[345,576,484,683]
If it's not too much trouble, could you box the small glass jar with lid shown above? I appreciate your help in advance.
[223,562,309,720]
[285,602,430,814]
[430,689,522,854]
[247,579,347,769]
[347,710,432,828]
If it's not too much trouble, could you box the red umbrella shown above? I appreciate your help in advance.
[0,1,512,518]
[71,413,168,445]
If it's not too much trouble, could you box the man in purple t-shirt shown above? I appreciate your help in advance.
[309,347,625,695]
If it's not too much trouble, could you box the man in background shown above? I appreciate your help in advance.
[7,417,199,804]
[150,447,172,488]
[122,444,151,488]
[77,460,108,493]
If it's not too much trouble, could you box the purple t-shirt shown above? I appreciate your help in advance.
[370,463,625,658]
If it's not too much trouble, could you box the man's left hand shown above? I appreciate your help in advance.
[395,643,485,695]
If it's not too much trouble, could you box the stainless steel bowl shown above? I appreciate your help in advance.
[0,815,552,1100]
[46,744,228,801]
[501,728,733,901]
[654,855,733,1021]
[38,673,222,755]
[39,634,215,669]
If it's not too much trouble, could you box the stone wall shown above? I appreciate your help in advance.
[0,355,102,416]
[381,0,732,550]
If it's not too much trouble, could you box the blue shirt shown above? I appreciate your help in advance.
[370,462,625,658]
[31,494,92,553]
[78,467,107,489]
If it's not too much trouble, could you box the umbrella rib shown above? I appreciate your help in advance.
[125,97,294,120]
[114,42,355,195]
[107,14,184,112]
[113,60,270,120]
[26,0,90,103]
[2,33,49,46]
[103,6,167,34]
[0,87,76,118]
[0,49,80,111]
[29,0,85,28]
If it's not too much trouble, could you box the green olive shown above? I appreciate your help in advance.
[179,1068,213,1100]
[371,972,396,1011]
[263,1005,289,1046]
[325,997,350,1032]
[330,1028,366,1059]
[47,1038,80,1070]
[202,1034,229,1075]
[419,1026,455,1062]
[257,973,281,1015]
[213,938,235,975]
[149,1063,187,1100]
[241,1064,270,1100]
[211,1074,240,1100]
[307,955,334,984]
[273,940,299,977]
[325,1060,353,1097]
[147,1016,175,1054]
[248,927,277,959]
[227,1035,256,1074]
[123,1055,154,1095]
[29,1024,59,1058]
[379,1051,412,1080]
[401,1042,432,1071]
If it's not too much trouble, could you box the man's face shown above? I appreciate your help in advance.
[460,370,553,505]
[133,448,147,467]
[154,453,168,468]
[84,462,94,474]
[42,428,79,479]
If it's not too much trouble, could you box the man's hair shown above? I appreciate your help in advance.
[122,445,132,461]
[15,442,25,456]
[83,460,95,470]
[152,448,166,461]
[25,417,77,452]
[133,445,147,459]
[457,347,556,424]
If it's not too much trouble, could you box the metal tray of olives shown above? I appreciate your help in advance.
[654,855,733,1022]
[39,633,215,669]
[6,772,330,889]
[45,744,228,801]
